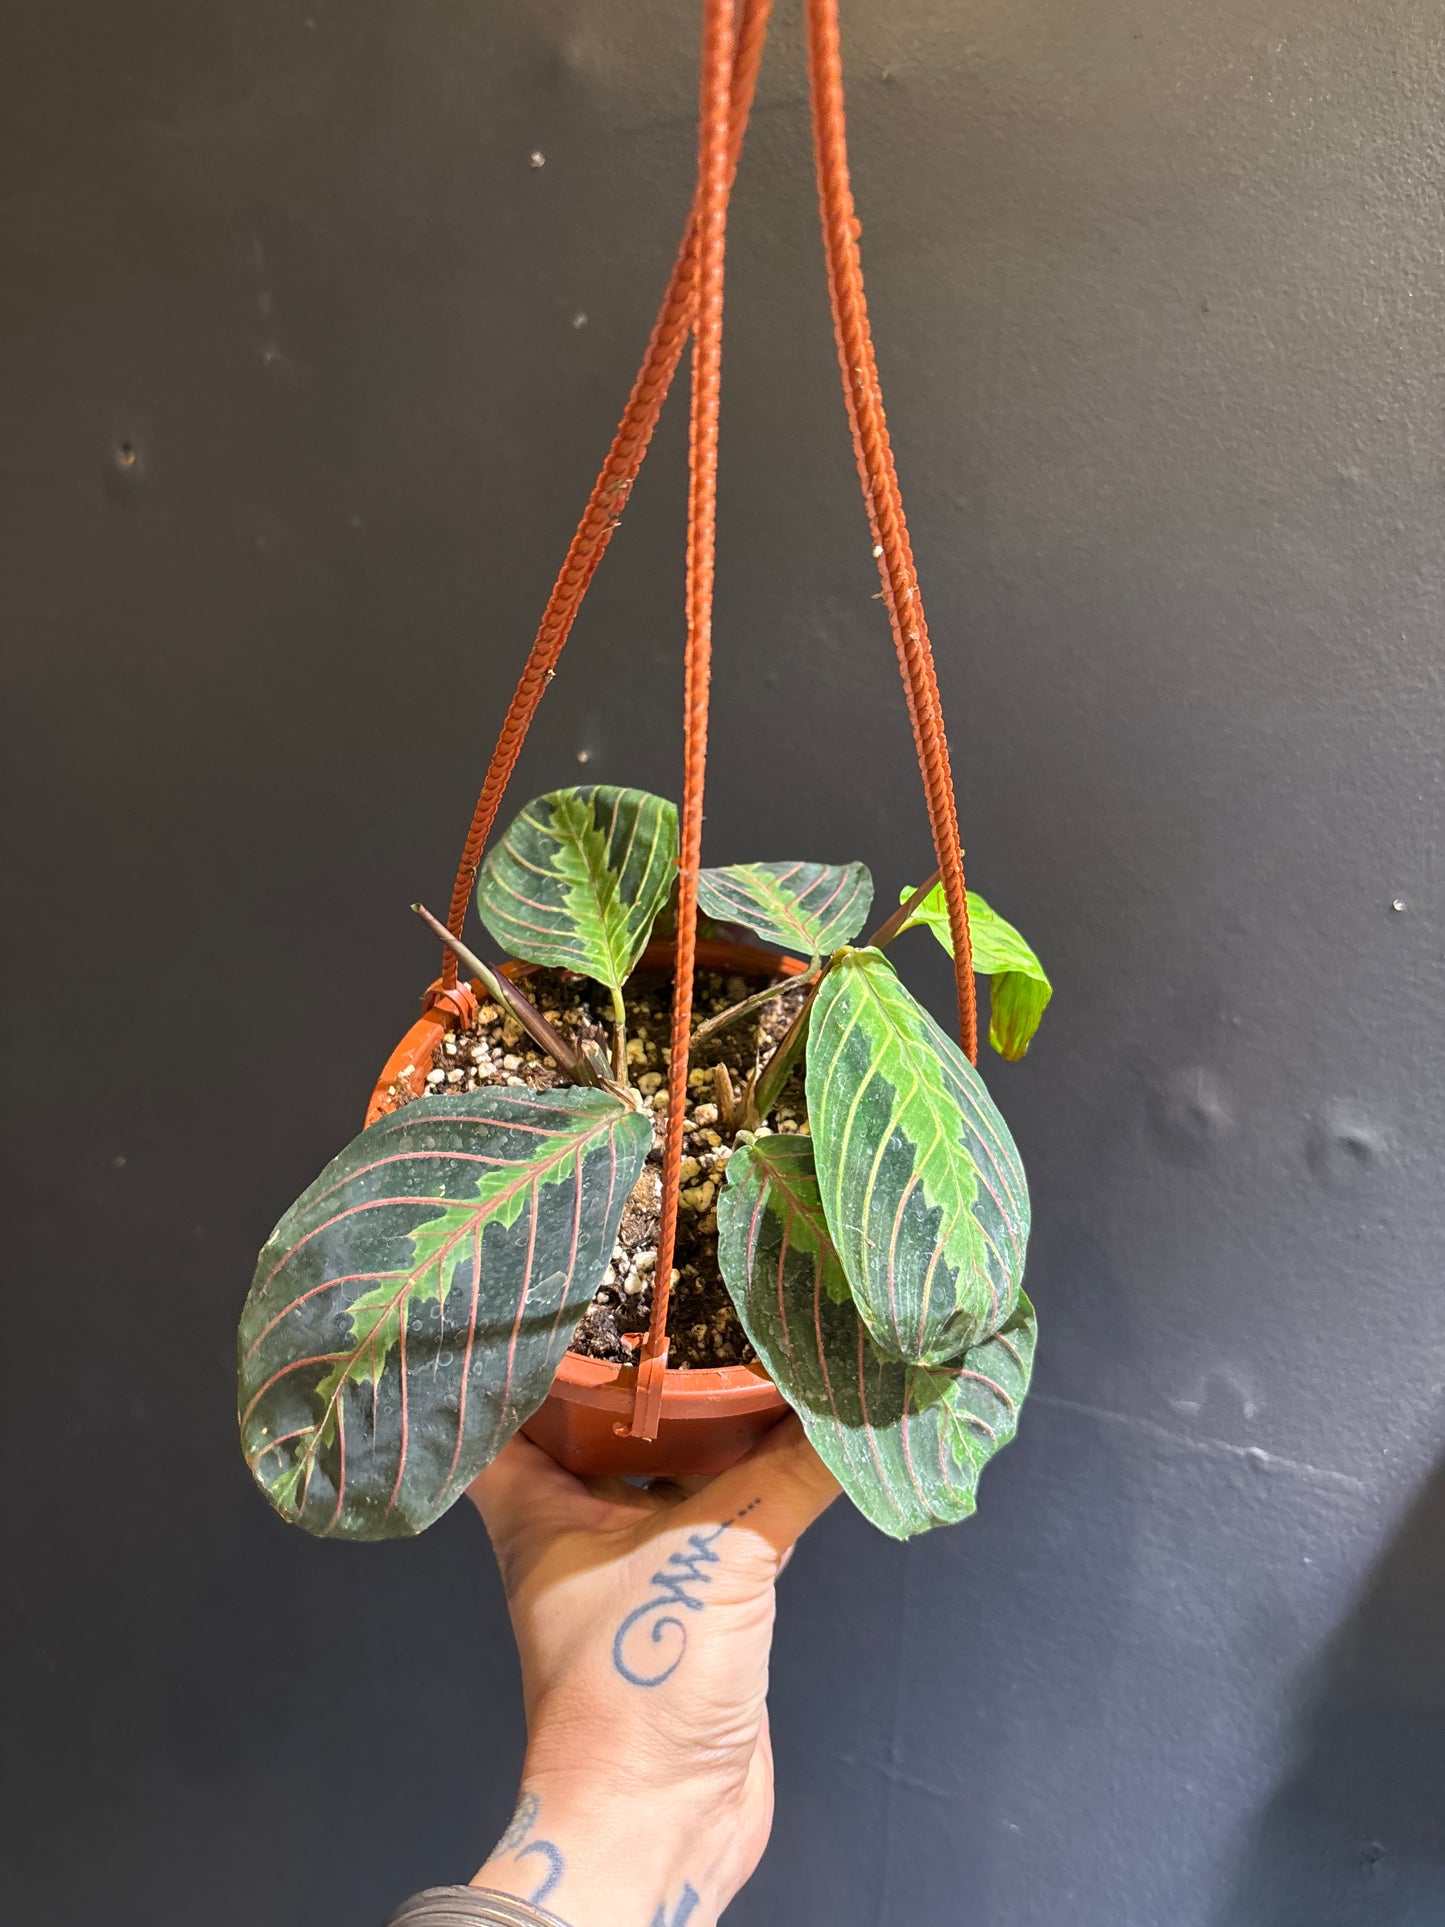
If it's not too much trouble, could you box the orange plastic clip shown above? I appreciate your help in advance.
[621,1337,669,1444]
[422,976,481,1028]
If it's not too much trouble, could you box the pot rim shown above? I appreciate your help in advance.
[364,934,805,1408]
[548,1347,784,1413]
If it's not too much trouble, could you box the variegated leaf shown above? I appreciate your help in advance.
[718,1134,1036,1538]
[476,787,679,998]
[898,882,1052,1060]
[807,947,1030,1364]
[696,860,873,961]
[238,1089,651,1539]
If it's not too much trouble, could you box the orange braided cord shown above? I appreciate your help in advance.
[441,0,772,985]
[805,0,978,1058]
[640,0,738,1422]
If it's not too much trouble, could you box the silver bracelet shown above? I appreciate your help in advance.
[386,1886,570,1927]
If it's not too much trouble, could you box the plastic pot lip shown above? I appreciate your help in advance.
[549,1347,784,1415]
[363,934,806,1411]
[366,936,809,1127]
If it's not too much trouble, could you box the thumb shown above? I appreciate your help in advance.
[685,1415,839,1563]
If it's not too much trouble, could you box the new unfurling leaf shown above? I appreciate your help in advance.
[717,1134,1035,1537]
[697,860,873,962]
[806,948,1030,1365]
[897,882,1052,1060]
[476,786,679,1000]
[238,1088,651,1539]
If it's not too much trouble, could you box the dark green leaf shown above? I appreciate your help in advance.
[238,1088,651,1539]
[897,883,1052,1059]
[476,787,679,999]
[696,860,873,961]
[718,1133,1036,1538]
[806,947,1030,1364]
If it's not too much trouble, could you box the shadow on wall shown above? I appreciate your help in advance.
[1214,1452,1445,1926]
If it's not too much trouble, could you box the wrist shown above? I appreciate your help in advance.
[473,1776,724,1927]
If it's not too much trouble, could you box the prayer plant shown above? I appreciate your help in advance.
[238,785,1050,1542]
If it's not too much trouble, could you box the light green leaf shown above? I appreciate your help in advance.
[806,947,1030,1364]
[238,1088,651,1539]
[898,883,1052,1059]
[718,1133,1036,1538]
[697,861,873,961]
[477,787,678,997]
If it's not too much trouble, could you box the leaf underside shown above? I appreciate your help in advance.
[806,948,1030,1364]
[718,1134,1036,1538]
[899,883,1052,1060]
[476,786,679,994]
[697,860,873,960]
[238,1089,651,1539]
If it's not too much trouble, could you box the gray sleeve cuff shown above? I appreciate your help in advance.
[386,1886,570,1927]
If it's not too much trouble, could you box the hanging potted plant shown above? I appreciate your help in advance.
[236,0,1051,1542]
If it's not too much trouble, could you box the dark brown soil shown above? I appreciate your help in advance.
[382,963,809,1368]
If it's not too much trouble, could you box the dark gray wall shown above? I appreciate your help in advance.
[4,2,1443,1922]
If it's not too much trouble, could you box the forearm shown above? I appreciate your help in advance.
[466,1779,723,1927]
[422,1422,837,1927]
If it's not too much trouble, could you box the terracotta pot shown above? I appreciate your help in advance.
[365,937,802,1477]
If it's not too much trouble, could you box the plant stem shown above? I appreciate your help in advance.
[750,968,828,1124]
[867,866,942,951]
[409,903,598,1088]
[734,868,946,1130]
[691,969,817,1047]
[609,986,629,1084]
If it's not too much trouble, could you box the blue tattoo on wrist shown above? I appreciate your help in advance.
[492,1789,566,1907]
[610,1501,762,1687]
[516,1839,564,1906]
[650,1883,700,1927]
[495,1790,540,1856]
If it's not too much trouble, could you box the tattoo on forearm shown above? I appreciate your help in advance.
[650,1883,701,1927]
[486,1797,702,1926]
[517,1839,565,1907]
[611,1500,762,1687]
[491,1790,566,1907]
[494,1791,539,1856]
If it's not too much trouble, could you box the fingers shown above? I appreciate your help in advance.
[688,1416,839,1561]
[469,1419,838,1577]
[466,1432,596,1541]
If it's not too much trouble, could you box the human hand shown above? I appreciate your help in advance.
[466,1417,839,1927]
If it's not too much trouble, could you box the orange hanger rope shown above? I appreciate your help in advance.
[806,0,977,1056]
[629,0,740,1438]
[437,0,976,1439]
[438,0,773,991]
